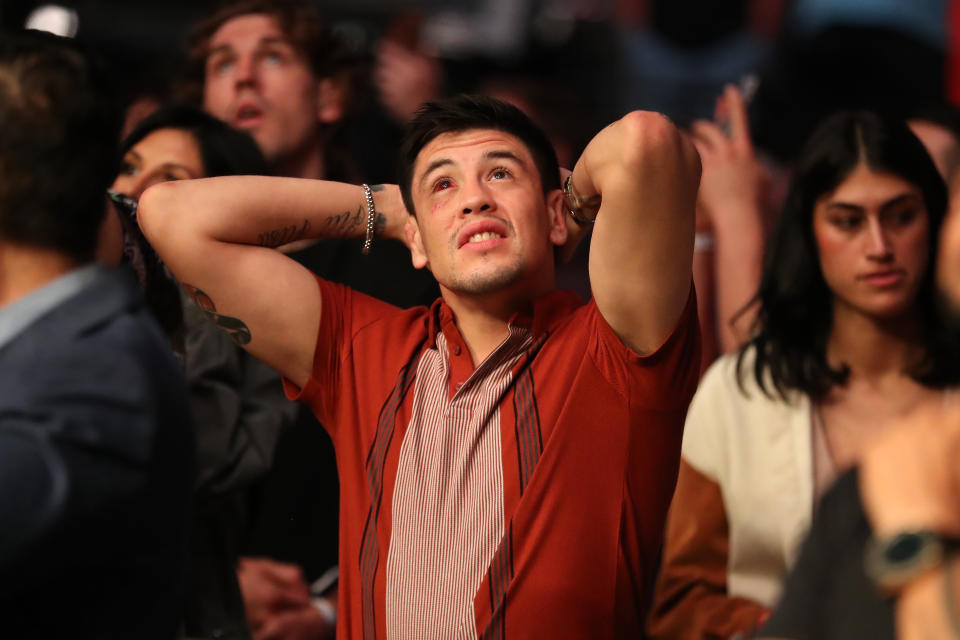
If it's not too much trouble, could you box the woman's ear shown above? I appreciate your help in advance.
[405,217,429,270]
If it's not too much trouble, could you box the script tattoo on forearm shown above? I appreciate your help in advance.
[320,186,391,238]
[258,219,310,248]
[323,205,365,235]
[182,284,252,346]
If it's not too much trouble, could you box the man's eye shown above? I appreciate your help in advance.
[210,58,234,74]
[433,178,452,192]
[491,167,511,180]
[264,51,285,65]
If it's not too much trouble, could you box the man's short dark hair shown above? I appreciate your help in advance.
[185,0,347,84]
[0,30,120,262]
[398,94,561,217]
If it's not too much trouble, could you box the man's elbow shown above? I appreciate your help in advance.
[618,111,701,181]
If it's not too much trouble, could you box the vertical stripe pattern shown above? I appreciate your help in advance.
[481,338,545,640]
[360,354,420,640]
[386,327,532,639]
[512,368,542,494]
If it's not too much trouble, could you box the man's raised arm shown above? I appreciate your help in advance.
[571,112,701,355]
[138,177,408,387]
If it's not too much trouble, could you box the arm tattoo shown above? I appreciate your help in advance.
[323,205,365,235]
[258,219,311,248]
[369,184,385,192]
[182,284,252,346]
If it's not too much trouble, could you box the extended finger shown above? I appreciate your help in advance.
[690,120,727,152]
[724,84,753,149]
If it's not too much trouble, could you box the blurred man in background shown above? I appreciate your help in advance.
[0,29,193,639]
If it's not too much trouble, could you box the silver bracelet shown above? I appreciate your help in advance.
[563,174,600,226]
[361,184,376,255]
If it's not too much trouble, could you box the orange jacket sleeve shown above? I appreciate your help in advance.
[647,459,768,640]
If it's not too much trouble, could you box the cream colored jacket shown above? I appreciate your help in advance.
[681,352,814,609]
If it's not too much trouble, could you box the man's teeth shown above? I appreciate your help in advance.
[468,231,502,243]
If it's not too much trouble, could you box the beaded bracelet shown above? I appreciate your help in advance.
[361,183,376,255]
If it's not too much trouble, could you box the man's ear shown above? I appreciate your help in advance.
[405,217,429,270]
[546,188,568,247]
[316,76,346,124]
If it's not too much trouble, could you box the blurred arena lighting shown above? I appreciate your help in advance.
[25,5,79,38]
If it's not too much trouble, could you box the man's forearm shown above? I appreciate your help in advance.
[138,177,406,252]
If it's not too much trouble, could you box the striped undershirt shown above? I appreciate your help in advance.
[385,325,533,639]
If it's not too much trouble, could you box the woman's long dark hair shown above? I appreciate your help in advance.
[737,110,960,399]
[116,104,269,357]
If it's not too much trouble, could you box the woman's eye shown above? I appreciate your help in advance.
[892,209,918,226]
[119,161,137,176]
[833,216,861,230]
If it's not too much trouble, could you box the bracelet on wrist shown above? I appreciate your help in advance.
[563,174,600,226]
[361,183,377,255]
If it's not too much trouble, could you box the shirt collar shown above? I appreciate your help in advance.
[426,289,584,348]
[0,263,104,351]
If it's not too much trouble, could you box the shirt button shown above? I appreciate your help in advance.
[452,344,462,356]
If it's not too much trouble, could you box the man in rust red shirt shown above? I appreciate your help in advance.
[141,95,701,639]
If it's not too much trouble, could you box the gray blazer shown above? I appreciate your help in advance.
[0,267,194,639]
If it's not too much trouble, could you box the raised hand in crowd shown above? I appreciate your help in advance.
[374,39,443,124]
[690,84,767,354]
[860,405,960,640]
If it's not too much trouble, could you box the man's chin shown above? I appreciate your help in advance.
[449,267,523,296]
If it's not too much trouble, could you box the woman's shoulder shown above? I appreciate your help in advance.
[683,348,808,472]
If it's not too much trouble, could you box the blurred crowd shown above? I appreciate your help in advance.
[4,0,960,639]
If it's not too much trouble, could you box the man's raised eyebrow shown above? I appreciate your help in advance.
[206,44,234,60]
[418,158,453,189]
[257,35,294,49]
[207,36,292,59]
[484,150,527,166]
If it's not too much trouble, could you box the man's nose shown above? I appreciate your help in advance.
[461,182,494,215]
[234,54,257,88]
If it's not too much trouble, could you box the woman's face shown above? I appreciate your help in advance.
[111,127,205,200]
[812,162,931,320]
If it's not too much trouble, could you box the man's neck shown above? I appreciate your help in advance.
[272,138,326,180]
[440,282,550,366]
[0,244,81,308]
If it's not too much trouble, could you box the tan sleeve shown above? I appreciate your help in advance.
[647,459,768,640]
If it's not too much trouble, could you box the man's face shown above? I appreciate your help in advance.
[405,129,567,298]
[202,13,321,162]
